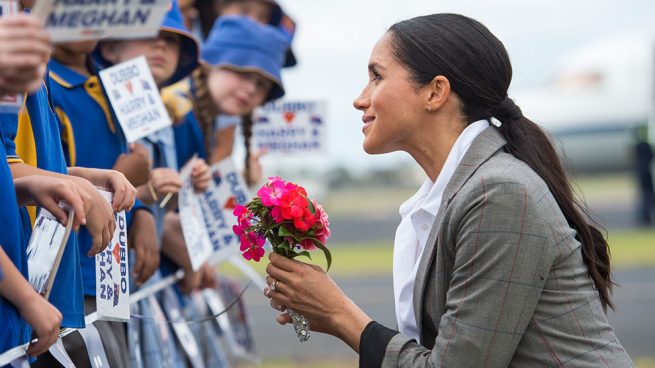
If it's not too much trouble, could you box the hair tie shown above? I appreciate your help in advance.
[491,97,523,123]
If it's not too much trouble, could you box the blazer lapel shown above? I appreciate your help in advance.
[412,126,508,339]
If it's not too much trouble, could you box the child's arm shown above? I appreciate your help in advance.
[10,162,116,256]
[128,209,160,286]
[136,167,182,208]
[0,246,62,356]
[112,143,151,187]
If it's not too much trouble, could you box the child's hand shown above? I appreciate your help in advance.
[246,148,268,186]
[68,176,117,256]
[190,158,211,193]
[14,175,89,230]
[128,209,160,286]
[20,292,62,357]
[68,167,137,212]
[148,168,183,198]
[113,143,151,187]
[0,14,51,97]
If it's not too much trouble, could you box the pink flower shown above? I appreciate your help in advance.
[233,204,248,218]
[241,232,266,262]
[313,202,331,244]
[257,179,287,207]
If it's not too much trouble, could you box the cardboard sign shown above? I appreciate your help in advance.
[162,288,205,368]
[178,159,213,271]
[26,205,74,298]
[99,56,172,143]
[95,190,130,321]
[202,158,250,265]
[31,0,169,43]
[0,94,23,115]
[0,0,18,17]
[252,100,327,154]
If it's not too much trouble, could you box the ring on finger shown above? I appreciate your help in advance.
[271,280,279,292]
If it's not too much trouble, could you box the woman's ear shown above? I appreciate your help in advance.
[425,75,451,112]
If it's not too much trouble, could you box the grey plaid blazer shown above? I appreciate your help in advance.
[379,127,634,367]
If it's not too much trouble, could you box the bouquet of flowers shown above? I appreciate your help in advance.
[233,176,331,341]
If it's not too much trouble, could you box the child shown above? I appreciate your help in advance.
[183,15,288,184]
[93,2,212,366]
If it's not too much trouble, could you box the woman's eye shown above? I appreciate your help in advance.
[372,72,382,81]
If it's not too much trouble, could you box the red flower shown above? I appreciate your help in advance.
[293,207,316,232]
[240,231,266,262]
[277,189,308,220]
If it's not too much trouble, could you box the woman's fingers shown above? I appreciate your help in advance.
[265,261,294,284]
[268,252,301,273]
[276,312,291,325]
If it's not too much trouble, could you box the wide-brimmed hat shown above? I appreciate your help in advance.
[201,16,289,102]
[93,0,200,87]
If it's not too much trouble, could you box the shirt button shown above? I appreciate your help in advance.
[421,224,428,231]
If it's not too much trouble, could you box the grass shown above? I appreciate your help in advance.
[220,228,655,278]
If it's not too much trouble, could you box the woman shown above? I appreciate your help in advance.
[264,13,635,367]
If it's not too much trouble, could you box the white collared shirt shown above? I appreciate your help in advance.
[392,120,490,342]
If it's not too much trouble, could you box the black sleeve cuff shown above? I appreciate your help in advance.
[359,321,399,368]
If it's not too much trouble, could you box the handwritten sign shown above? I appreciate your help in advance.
[202,158,249,265]
[31,0,169,43]
[178,159,213,271]
[0,0,18,17]
[252,100,327,154]
[95,190,129,321]
[26,205,74,298]
[99,55,172,143]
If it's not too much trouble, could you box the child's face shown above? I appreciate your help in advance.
[218,0,273,25]
[207,68,272,116]
[100,32,181,86]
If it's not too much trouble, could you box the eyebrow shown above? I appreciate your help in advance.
[368,62,386,72]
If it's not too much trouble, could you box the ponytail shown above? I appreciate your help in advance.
[389,13,614,311]
[242,114,255,186]
[494,98,614,311]
[191,64,219,155]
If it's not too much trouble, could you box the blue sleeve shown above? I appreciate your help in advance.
[126,198,152,232]
[174,112,207,170]
[0,112,20,160]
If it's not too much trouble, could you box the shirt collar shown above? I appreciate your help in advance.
[421,119,490,216]
[48,59,91,88]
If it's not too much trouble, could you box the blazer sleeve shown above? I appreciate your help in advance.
[378,180,556,367]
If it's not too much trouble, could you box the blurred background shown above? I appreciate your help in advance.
[225,0,655,366]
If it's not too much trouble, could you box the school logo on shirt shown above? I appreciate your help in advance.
[0,94,23,114]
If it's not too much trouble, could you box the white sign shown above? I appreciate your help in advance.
[202,158,249,264]
[252,100,327,154]
[178,159,213,271]
[0,0,18,17]
[0,94,23,115]
[26,205,74,298]
[99,56,172,143]
[31,0,169,43]
[95,190,130,321]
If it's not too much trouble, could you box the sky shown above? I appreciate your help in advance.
[253,0,655,175]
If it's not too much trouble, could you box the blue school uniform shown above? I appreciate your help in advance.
[0,84,85,329]
[48,60,131,297]
[0,137,30,355]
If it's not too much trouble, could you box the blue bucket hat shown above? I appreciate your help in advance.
[93,0,200,87]
[201,16,289,102]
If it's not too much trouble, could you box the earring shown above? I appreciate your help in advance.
[426,106,433,112]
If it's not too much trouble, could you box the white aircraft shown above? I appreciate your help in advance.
[516,32,654,173]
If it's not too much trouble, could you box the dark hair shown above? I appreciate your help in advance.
[389,13,614,311]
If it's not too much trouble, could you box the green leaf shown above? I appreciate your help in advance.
[277,225,300,243]
[309,238,332,272]
[289,251,312,261]
[306,196,316,214]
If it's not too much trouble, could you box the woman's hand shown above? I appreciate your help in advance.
[190,158,211,193]
[264,253,371,351]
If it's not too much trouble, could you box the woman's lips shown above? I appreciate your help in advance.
[362,115,375,133]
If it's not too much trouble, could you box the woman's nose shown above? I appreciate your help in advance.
[353,93,369,111]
